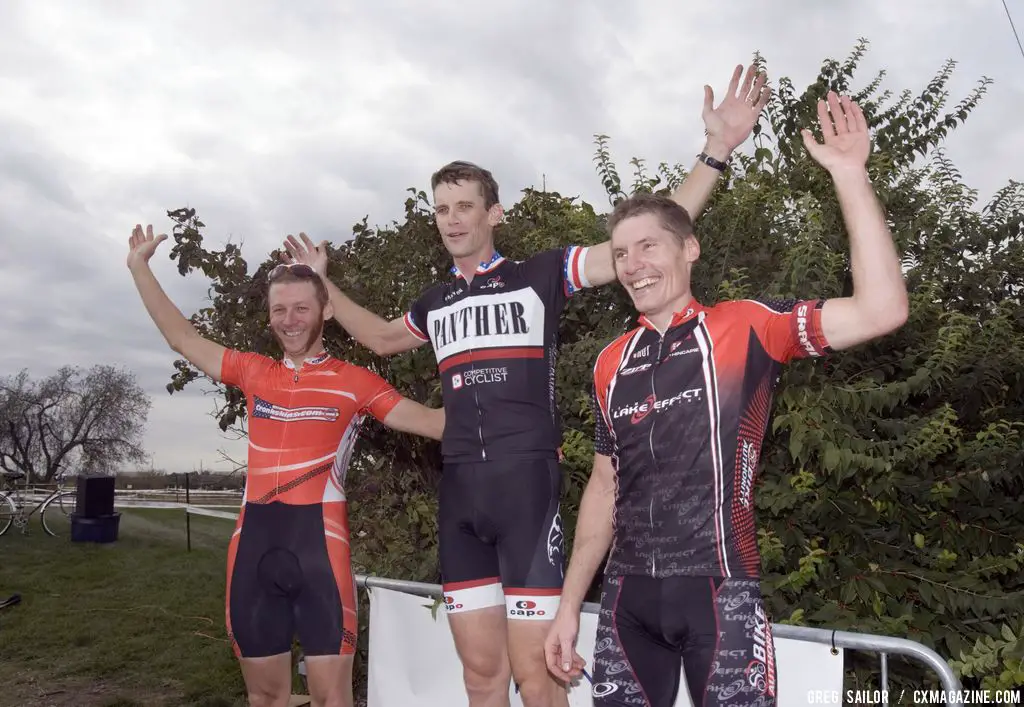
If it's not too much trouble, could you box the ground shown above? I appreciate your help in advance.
[0,508,318,707]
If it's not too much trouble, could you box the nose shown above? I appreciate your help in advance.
[623,249,643,277]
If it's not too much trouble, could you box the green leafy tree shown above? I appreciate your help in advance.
[164,39,1022,695]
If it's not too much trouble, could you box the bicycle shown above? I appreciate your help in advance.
[0,470,78,537]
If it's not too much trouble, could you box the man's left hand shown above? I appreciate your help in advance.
[702,63,771,159]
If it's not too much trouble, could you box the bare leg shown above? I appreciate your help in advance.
[239,653,293,707]
[305,654,355,707]
[449,606,514,707]
[508,619,568,707]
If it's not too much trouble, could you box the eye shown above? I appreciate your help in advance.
[644,242,655,250]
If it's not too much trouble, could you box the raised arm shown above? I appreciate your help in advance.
[126,224,226,382]
[282,233,425,357]
[584,64,771,287]
[801,93,909,349]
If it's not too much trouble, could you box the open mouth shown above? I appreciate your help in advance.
[281,330,305,340]
[629,276,660,292]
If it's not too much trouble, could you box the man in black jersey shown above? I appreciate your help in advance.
[283,64,771,707]
[544,93,909,706]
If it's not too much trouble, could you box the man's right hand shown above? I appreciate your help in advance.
[282,232,329,277]
[127,224,168,270]
[544,608,586,683]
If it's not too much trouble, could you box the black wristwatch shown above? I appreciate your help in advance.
[696,152,729,172]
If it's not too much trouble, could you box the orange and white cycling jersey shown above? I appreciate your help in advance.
[221,350,402,506]
[217,349,403,659]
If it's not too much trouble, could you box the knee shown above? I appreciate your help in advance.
[462,652,511,697]
[246,688,290,707]
[516,672,562,707]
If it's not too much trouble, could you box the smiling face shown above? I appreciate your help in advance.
[608,195,700,328]
[430,161,503,265]
[266,266,332,359]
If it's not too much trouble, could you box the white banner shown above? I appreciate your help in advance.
[367,586,844,707]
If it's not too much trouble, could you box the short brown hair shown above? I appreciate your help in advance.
[267,263,329,309]
[606,192,695,247]
[431,160,500,209]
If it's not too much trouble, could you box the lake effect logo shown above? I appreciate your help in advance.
[612,388,702,424]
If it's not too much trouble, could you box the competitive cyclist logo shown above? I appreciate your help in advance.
[252,396,339,423]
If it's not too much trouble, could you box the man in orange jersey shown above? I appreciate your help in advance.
[127,223,444,707]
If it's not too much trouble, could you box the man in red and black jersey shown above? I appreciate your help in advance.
[284,65,772,707]
[545,94,909,706]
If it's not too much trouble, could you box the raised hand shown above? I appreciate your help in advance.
[702,64,771,156]
[801,92,870,175]
[282,233,329,277]
[126,224,167,270]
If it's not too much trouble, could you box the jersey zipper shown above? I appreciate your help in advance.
[469,348,486,460]
[648,333,665,577]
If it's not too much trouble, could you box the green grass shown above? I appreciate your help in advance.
[0,508,257,706]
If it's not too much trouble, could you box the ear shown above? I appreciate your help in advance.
[685,234,701,264]
[487,203,505,227]
[323,301,334,321]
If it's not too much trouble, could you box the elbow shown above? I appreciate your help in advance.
[867,291,909,338]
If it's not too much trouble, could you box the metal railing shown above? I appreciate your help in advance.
[354,574,965,707]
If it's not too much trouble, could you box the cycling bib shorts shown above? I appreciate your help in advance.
[219,350,402,658]
[591,297,832,704]
[438,458,564,621]
[590,575,777,707]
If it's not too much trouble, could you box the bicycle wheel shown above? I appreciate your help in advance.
[40,491,77,537]
[0,493,15,537]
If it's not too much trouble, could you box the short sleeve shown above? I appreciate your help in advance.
[752,298,832,364]
[523,246,594,301]
[592,386,614,457]
[403,290,431,343]
[220,349,260,391]
[353,368,404,422]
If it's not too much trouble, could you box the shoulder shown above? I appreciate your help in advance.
[594,325,645,380]
[224,349,275,370]
[706,297,800,320]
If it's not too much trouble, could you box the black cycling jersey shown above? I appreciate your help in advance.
[404,247,592,463]
[593,298,832,579]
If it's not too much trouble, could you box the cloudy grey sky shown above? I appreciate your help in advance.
[1,0,1020,474]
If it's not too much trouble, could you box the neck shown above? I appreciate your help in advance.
[453,244,496,284]
[286,343,325,370]
[645,291,693,333]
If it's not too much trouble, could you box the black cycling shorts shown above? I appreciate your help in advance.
[590,575,777,707]
[438,457,564,621]
[225,501,358,658]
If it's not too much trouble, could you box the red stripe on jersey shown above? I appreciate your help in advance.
[403,312,429,341]
[438,346,545,373]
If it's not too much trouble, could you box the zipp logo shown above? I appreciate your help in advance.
[612,388,702,424]
[619,363,651,376]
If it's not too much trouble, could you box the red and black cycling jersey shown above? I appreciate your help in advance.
[592,297,832,579]
[404,247,592,464]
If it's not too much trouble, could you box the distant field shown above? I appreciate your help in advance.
[0,508,280,707]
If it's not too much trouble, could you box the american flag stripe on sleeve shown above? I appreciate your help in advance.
[563,246,591,295]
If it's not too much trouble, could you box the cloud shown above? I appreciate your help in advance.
[1,0,1020,472]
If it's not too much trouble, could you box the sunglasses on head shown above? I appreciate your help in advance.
[268,262,318,282]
